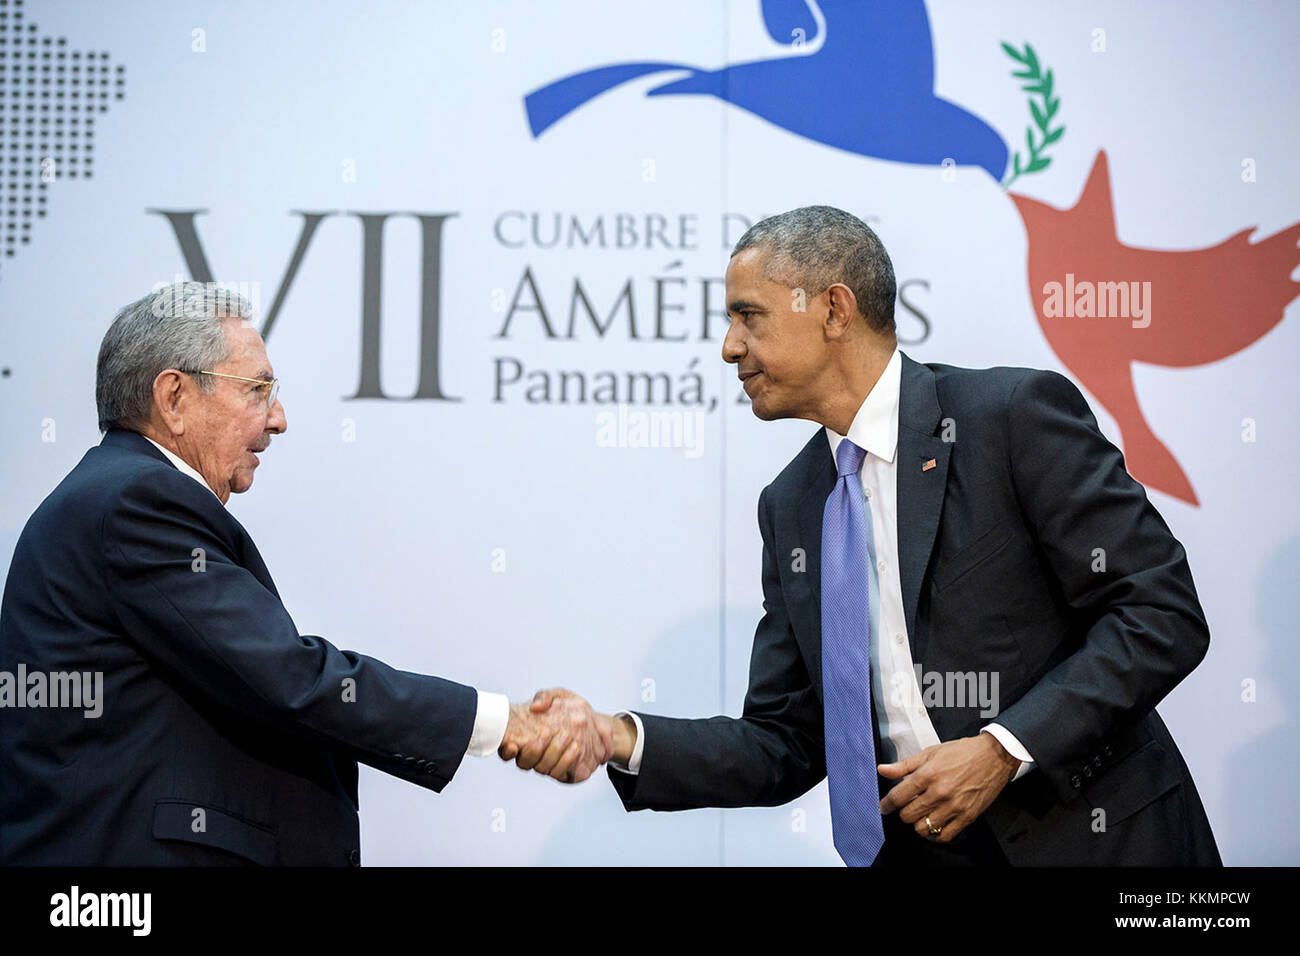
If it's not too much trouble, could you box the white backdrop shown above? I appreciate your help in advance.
[0,0,1296,864]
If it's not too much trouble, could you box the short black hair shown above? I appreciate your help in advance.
[732,205,896,335]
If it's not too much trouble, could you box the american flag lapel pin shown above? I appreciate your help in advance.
[922,458,937,472]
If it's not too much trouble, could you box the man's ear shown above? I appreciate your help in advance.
[152,369,188,437]
[824,283,859,339]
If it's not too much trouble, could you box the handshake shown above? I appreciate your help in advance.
[497,688,636,783]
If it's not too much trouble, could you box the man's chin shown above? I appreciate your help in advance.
[748,398,789,422]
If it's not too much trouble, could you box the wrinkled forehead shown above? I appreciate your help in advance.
[726,247,774,289]
[727,247,796,305]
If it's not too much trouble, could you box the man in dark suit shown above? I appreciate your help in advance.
[0,282,610,865]
[525,206,1220,866]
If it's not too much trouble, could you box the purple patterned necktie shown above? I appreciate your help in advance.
[821,438,885,866]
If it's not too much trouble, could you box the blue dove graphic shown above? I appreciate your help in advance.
[524,0,1009,181]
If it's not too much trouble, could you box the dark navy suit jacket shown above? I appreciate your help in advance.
[610,353,1221,865]
[0,428,477,865]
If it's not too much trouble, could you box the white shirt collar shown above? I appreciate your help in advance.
[143,436,222,503]
[824,347,902,467]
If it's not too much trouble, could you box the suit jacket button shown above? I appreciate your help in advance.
[348,849,360,866]
[1070,774,1082,789]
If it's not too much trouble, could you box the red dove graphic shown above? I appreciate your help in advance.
[1010,150,1300,505]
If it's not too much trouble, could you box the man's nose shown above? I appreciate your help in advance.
[721,323,745,365]
[267,398,287,434]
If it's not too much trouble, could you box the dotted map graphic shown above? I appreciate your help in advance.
[0,0,125,276]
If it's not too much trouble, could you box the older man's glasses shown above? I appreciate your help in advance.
[182,370,280,408]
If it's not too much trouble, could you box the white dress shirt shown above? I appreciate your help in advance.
[142,434,509,758]
[613,348,1034,780]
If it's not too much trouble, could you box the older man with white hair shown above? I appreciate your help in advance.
[0,282,611,865]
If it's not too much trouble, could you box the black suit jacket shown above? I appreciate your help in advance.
[0,428,477,865]
[610,352,1221,866]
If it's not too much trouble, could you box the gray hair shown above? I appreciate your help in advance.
[96,281,251,432]
[731,205,896,334]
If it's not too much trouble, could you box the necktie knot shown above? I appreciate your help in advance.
[836,439,866,477]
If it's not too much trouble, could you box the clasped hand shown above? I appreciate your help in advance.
[497,688,613,783]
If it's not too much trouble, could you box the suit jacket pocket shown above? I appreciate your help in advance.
[152,799,277,865]
[932,523,1015,593]
[1080,739,1182,826]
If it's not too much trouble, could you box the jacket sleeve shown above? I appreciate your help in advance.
[991,369,1210,804]
[609,484,826,810]
[101,468,478,792]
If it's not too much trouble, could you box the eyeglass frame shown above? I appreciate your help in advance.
[179,369,280,408]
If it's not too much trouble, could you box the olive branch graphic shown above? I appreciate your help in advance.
[1000,41,1064,188]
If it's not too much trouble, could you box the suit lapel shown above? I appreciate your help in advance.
[895,353,949,663]
[795,441,836,687]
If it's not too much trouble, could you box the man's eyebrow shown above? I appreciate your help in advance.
[728,299,765,313]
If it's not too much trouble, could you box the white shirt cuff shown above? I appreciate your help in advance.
[465,691,510,757]
[981,723,1035,781]
[610,710,644,775]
